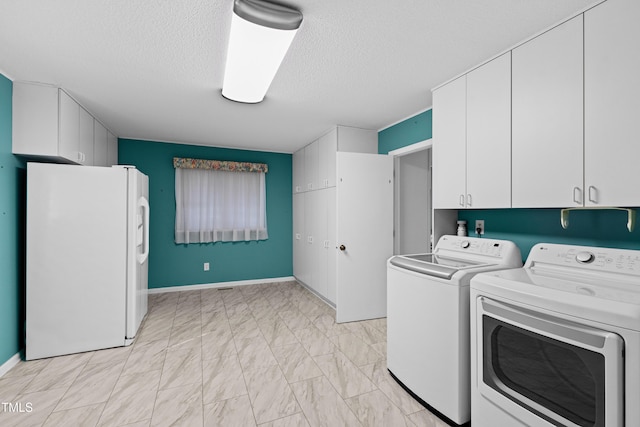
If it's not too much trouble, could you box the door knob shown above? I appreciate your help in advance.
[339,244,346,251]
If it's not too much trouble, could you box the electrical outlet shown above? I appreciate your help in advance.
[204,262,210,271]
[475,220,485,235]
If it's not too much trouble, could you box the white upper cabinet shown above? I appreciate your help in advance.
[512,15,584,208]
[432,75,466,209]
[292,148,305,193]
[304,139,320,191]
[584,0,640,207]
[318,128,337,188]
[13,82,116,166]
[107,131,118,166]
[78,107,95,166]
[93,120,108,167]
[466,52,512,209]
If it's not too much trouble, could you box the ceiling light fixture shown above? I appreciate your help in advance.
[222,0,303,104]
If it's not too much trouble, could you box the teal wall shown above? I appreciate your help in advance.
[378,109,432,154]
[458,208,640,262]
[0,74,26,366]
[379,107,640,261]
[119,139,293,289]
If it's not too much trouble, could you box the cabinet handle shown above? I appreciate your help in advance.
[573,187,582,205]
[295,233,301,240]
[467,194,472,207]
[588,186,598,204]
[459,195,465,207]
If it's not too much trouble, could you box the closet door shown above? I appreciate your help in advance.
[512,16,584,208]
[584,0,640,206]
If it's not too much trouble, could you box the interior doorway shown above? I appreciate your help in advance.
[390,140,432,255]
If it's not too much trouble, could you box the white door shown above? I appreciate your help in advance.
[336,152,393,323]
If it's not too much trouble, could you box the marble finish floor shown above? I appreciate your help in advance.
[0,281,449,426]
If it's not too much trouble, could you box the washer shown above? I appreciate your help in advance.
[471,243,640,427]
[387,235,522,426]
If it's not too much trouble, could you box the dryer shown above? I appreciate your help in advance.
[470,243,640,427]
[387,235,522,426]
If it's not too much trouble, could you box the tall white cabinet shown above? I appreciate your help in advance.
[292,126,377,305]
[13,82,118,166]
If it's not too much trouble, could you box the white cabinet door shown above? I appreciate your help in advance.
[79,107,95,166]
[12,82,59,157]
[107,132,118,166]
[326,187,337,304]
[313,189,329,298]
[93,120,108,167]
[304,140,319,191]
[58,90,80,163]
[512,15,584,208]
[302,192,314,289]
[336,152,393,323]
[585,0,640,207]
[292,148,305,193]
[466,52,512,209]
[432,76,466,209]
[293,193,305,281]
[318,128,337,188]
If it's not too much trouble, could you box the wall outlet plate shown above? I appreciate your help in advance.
[475,220,485,235]
[204,262,210,271]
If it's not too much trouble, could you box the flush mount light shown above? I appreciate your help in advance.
[222,0,303,104]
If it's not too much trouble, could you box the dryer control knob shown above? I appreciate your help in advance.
[461,240,470,249]
[576,252,595,263]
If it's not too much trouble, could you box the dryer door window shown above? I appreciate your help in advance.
[477,297,624,427]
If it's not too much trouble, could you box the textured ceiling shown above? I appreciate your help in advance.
[0,0,598,153]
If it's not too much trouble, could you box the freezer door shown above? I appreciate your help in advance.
[125,167,149,340]
[26,163,128,360]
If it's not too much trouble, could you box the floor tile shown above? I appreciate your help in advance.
[87,345,133,365]
[243,364,300,424]
[290,376,361,427]
[151,382,203,427]
[0,375,36,403]
[3,359,51,379]
[202,355,247,404]
[55,359,124,411]
[313,351,376,399]
[44,402,105,427]
[22,353,93,394]
[235,336,278,372]
[293,326,336,357]
[370,360,424,415]
[329,333,384,367]
[159,344,202,390]
[407,409,452,427]
[346,390,411,427]
[201,327,236,360]
[271,343,323,383]
[122,339,168,375]
[0,387,68,427]
[97,369,162,426]
[258,412,310,427]
[203,395,256,427]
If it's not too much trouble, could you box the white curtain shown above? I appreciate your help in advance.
[175,168,268,243]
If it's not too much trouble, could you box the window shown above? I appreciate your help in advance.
[174,157,268,244]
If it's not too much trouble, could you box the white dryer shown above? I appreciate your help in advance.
[470,243,640,427]
[387,235,522,426]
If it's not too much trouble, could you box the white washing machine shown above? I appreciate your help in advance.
[387,235,522,426]
[471,243,640,427]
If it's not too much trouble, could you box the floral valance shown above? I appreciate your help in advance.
[173,157,268,173]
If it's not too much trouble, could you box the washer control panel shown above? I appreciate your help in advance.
[528,244,640,274]
[436,235,517,258]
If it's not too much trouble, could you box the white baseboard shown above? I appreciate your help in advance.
[0,352,22,378]
[147,276,296,294]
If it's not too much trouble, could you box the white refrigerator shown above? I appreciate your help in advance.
[26,162,150,360]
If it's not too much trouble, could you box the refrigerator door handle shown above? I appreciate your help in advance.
[137,196,150,264]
